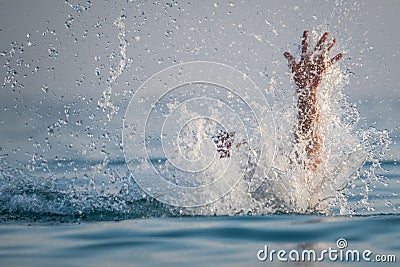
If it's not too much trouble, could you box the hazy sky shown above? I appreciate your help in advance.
[0,0,399,166]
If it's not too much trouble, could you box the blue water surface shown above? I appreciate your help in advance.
[0,162,399,267]
[1,215,399,267]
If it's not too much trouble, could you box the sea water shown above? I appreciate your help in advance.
[0,1,399,266]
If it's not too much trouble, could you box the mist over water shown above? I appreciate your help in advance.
[0,0,398,222]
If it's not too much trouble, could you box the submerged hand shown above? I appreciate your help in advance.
[283,31,343,91]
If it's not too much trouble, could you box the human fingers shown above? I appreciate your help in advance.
[302,30,309,55]
[327,38,337,52]
[327,53,343,68]
[315,32,329,51]
[284,51,297,68]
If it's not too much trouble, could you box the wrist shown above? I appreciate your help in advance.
[296,83,318,91]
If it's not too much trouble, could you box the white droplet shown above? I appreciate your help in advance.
[41,85,49,93]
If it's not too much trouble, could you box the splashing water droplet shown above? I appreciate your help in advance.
[48,47,58,58]
[65,15,74,29]
[41,85,49,93]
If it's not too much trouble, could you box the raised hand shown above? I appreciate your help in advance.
[284,31,343,91]
[284,31,343,171]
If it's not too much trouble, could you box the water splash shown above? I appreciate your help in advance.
[97,13,127,121]
[176,30,391,216]
[0,1,397,222]
[65,0,92,13]
[254,51,366,214]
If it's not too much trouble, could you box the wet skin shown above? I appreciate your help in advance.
[213,31,343,171]
[284,31,343,170]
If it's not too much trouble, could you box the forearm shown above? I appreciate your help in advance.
[296,87,319,139]
[285,31,342,170]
